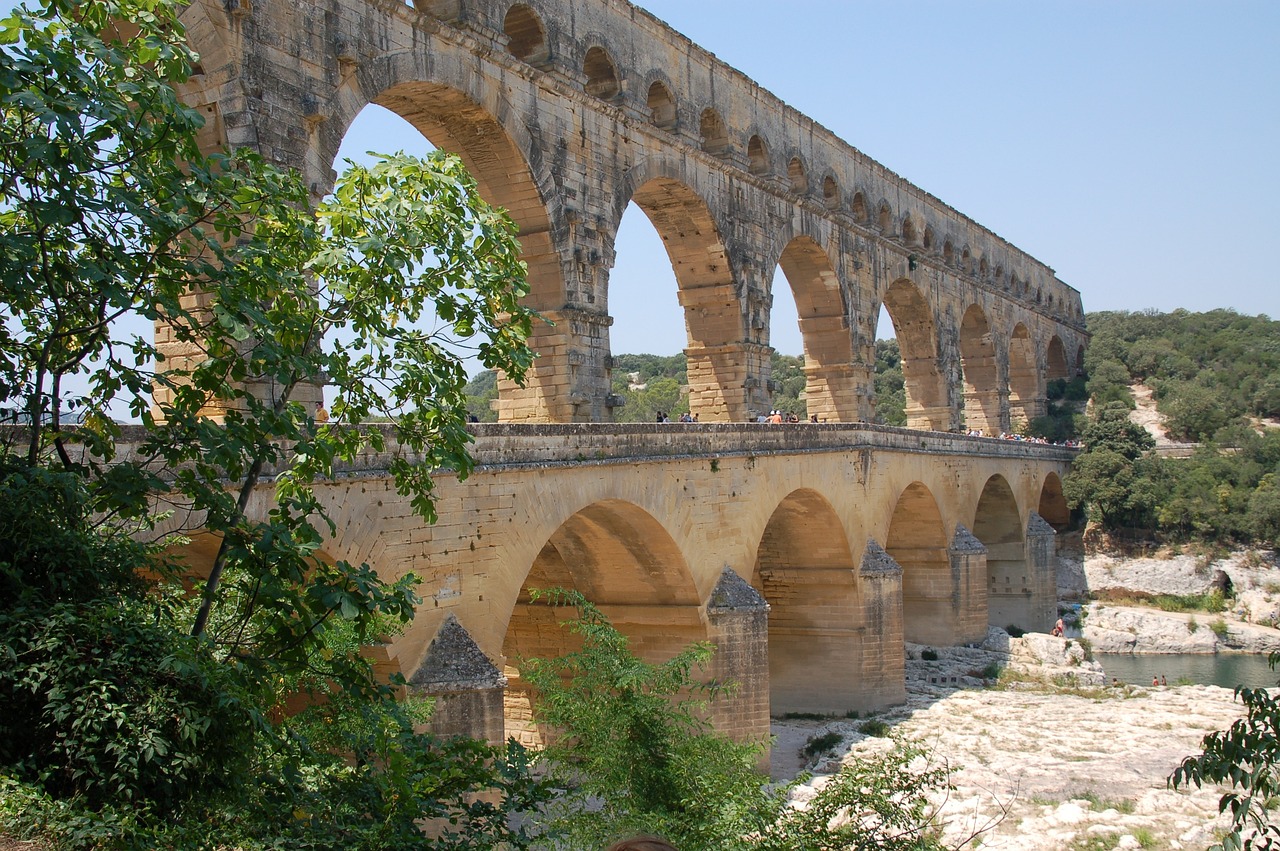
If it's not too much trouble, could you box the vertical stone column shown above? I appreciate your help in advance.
[705,568,771,752]
[1025,512,1059,633]
[801,361,873,423]
[962,352,1004,435]
[409,615,508,744]
[949,526,990,645]
[495,307,613,423]
[902,357,956,432]
[858,542,906,709]
[684,340,772,422]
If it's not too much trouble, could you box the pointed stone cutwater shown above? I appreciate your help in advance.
[950,524,988,555]
[706,567,770,760]
[708,565,769,613]
[410,614,507,743]
[860,539,902,575]
[858,541,907,709]
[948,525,990,645]
[1024,512,1059,632]
[1027,510,1058,538]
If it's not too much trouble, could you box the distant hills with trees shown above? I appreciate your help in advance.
[1069,309,1280,548]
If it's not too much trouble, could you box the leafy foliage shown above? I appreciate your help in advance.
[519,590,954,851]
[520,589,779,849]
[1067,311,1280,546]
[1087,309,1280,437]
[1172,651,1280,851]
[874,339,907,426]
[0,466,255,812]
[0,0,545,845]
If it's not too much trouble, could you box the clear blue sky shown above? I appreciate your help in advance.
[336,0,1279,358]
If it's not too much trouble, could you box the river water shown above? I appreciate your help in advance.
[1095,651,1280,689]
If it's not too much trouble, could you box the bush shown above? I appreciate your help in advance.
[1210,617,1230,640]
[921,648,939,661]
[803,732,844,758]
[519,591,950,851]
[0,466,255,812]
[859,719,890,738]
[1006,624,1027,638]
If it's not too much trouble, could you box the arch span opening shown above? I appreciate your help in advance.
[959,304,1000,435]
[972,475,1028,632]
[583,46,621,100]
[753,489,864,714]
[886,482,952,645]
[880,280,948,430]
[502,499,703,748]
[773,236,854,422]
[617,177,744,421]
[349,84,564,421]
[1008,323,1040,430]
[503,4,548,64]
[1038,472,1071,532]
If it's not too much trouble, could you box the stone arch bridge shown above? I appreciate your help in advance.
[175,0,1087,431]
[193,424,1074,749]
[169,0,1089,751]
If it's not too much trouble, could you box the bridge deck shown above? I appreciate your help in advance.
[354,422,1077,475]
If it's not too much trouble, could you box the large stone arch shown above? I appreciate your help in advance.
[971,475,1027,631]
[885,482,952,645]
[959,304,1000,435]
[881,279,949,431]
[774,236,857,422]
[1008,322,1041,429]
[501,498,704,747]
[1046,334,1070,382]
[616,169,749,421]
[315,52,573,422]
[751,488,862,714]
[1038,471,1071,532]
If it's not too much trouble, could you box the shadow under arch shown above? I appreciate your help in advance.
[1008,322,1041,429]
[774,236,857,422]
[972,474,1029,632]
[501,498,705,748]
[1047,334,1070,382]
[317,55,571,422]
[959,304,1001,435]
[1038,471,1071,531]
[885,481,954,645]
[881,279,949,431]
[751,488,865,714]
[620,173,748,421]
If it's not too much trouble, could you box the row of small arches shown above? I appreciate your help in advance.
[498,3,1079,320]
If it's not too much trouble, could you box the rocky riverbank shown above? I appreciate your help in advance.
[769,549,1280,849]
[772,633,1246,850]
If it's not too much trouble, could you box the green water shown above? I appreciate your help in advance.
[1095,652,1279,689]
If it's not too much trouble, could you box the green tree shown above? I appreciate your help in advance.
[0,0,543,843]
[1159,379,1237,442]
[875,339,907,426]
[769,352,808,418]
[1086,359,1135,409]
[1063,403,1157,529]
[519,590,953,851]
[1173,652,1280,851]
[465,369,500,422]
[1248,474,1280,549]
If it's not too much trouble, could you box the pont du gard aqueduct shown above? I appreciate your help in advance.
[172,0,1090,751]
